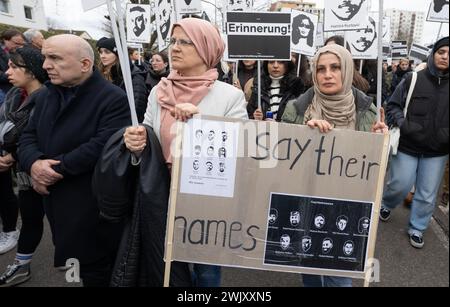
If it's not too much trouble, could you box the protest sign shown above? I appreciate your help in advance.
[165,116,389,281]
[226,12,291,60]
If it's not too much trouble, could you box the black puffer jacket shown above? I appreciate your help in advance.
[111,63,149,123]
[386,37,449,157]
[93,126,192,287]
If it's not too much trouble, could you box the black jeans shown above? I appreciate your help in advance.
[0,170,18,233]
[80,254,117,287]
[17,189,45,254]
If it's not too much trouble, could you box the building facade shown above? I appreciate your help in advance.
[385,9,424,47]
[270,0,322,20]
[0,0,47,31]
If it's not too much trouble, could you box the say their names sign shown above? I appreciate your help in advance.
[166,116,389,279]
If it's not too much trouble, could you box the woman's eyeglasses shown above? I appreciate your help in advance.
[169,38,194,47]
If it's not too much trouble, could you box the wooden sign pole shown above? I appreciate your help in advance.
[163,122,185,287]
[364,133,390,287]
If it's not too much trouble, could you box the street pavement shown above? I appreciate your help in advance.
[0,202,448,287]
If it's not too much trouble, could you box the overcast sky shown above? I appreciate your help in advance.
[42,0,448,44]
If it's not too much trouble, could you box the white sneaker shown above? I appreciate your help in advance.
[0,230,20,255]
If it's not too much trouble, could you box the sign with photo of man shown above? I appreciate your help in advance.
[126,4,152,43]
[345,16,378,59]
[291,10,319,56]
[154,0,176,51]
[324,0,369,32]
[226,11,292,60]
[175,0,202,15]
[427,0,449,23]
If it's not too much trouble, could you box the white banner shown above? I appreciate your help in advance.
[324,0,369,32]
[290,10,319,57]
[126,4,152,44]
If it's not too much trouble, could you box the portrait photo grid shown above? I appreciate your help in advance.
[264,193,373,272]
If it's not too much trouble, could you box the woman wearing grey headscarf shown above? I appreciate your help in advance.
[282,44,387,287]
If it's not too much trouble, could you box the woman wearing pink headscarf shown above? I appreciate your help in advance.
[124,18,248,287]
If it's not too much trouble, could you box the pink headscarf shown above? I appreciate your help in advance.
[157,18,225,164]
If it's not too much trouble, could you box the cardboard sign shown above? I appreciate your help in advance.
[175,0,202,15]
[409,43,431,62]
[291,10,319,57]
[324,0,369,32]
[346,16,378,59]
[127,4,152,44]
[226,12,292,60]
[167,116,389,279]
[427,0,449,23]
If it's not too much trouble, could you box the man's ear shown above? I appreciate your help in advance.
[80,58,93,73]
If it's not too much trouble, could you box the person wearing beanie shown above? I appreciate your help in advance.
[96,37,149,123]
[0,46,49,286]
[381,36,449,249]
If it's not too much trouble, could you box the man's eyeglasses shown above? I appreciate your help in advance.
[169,38,194,47]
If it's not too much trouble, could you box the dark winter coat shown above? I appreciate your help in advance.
[144,67,169,95]
[247,71,305,121]
[0,87,43,159]
[386,37,449,157]
[18,70,131,266]
[390,66,412,94]
[93,126,192,287]
[111,63,149,123]
[0,47,13,95]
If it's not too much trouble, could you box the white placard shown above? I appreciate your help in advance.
[324,0,369,32]
[427,0,449,23]
[291,10,319,57]
[316,22,325,47]
[176,0,203,14]
[126,4,152,44]
[345,16,378,59]
[155,0,176,51]
[82,0,106,11]
[180,119,240,199]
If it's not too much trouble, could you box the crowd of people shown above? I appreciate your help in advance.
[0,17,448,287]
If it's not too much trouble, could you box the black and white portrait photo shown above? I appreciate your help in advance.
[346,16,378,59]
[336,215,349,232]
[332,0,366,21]
[291,10,318,56]
[226,0,253,12]
[325,0,369,32]
[156,0,174,50]
[301,236,312,253]
[427,0,449,22]
[343,241,355,256]
[322,238,333,254]
[126,4,151,43]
